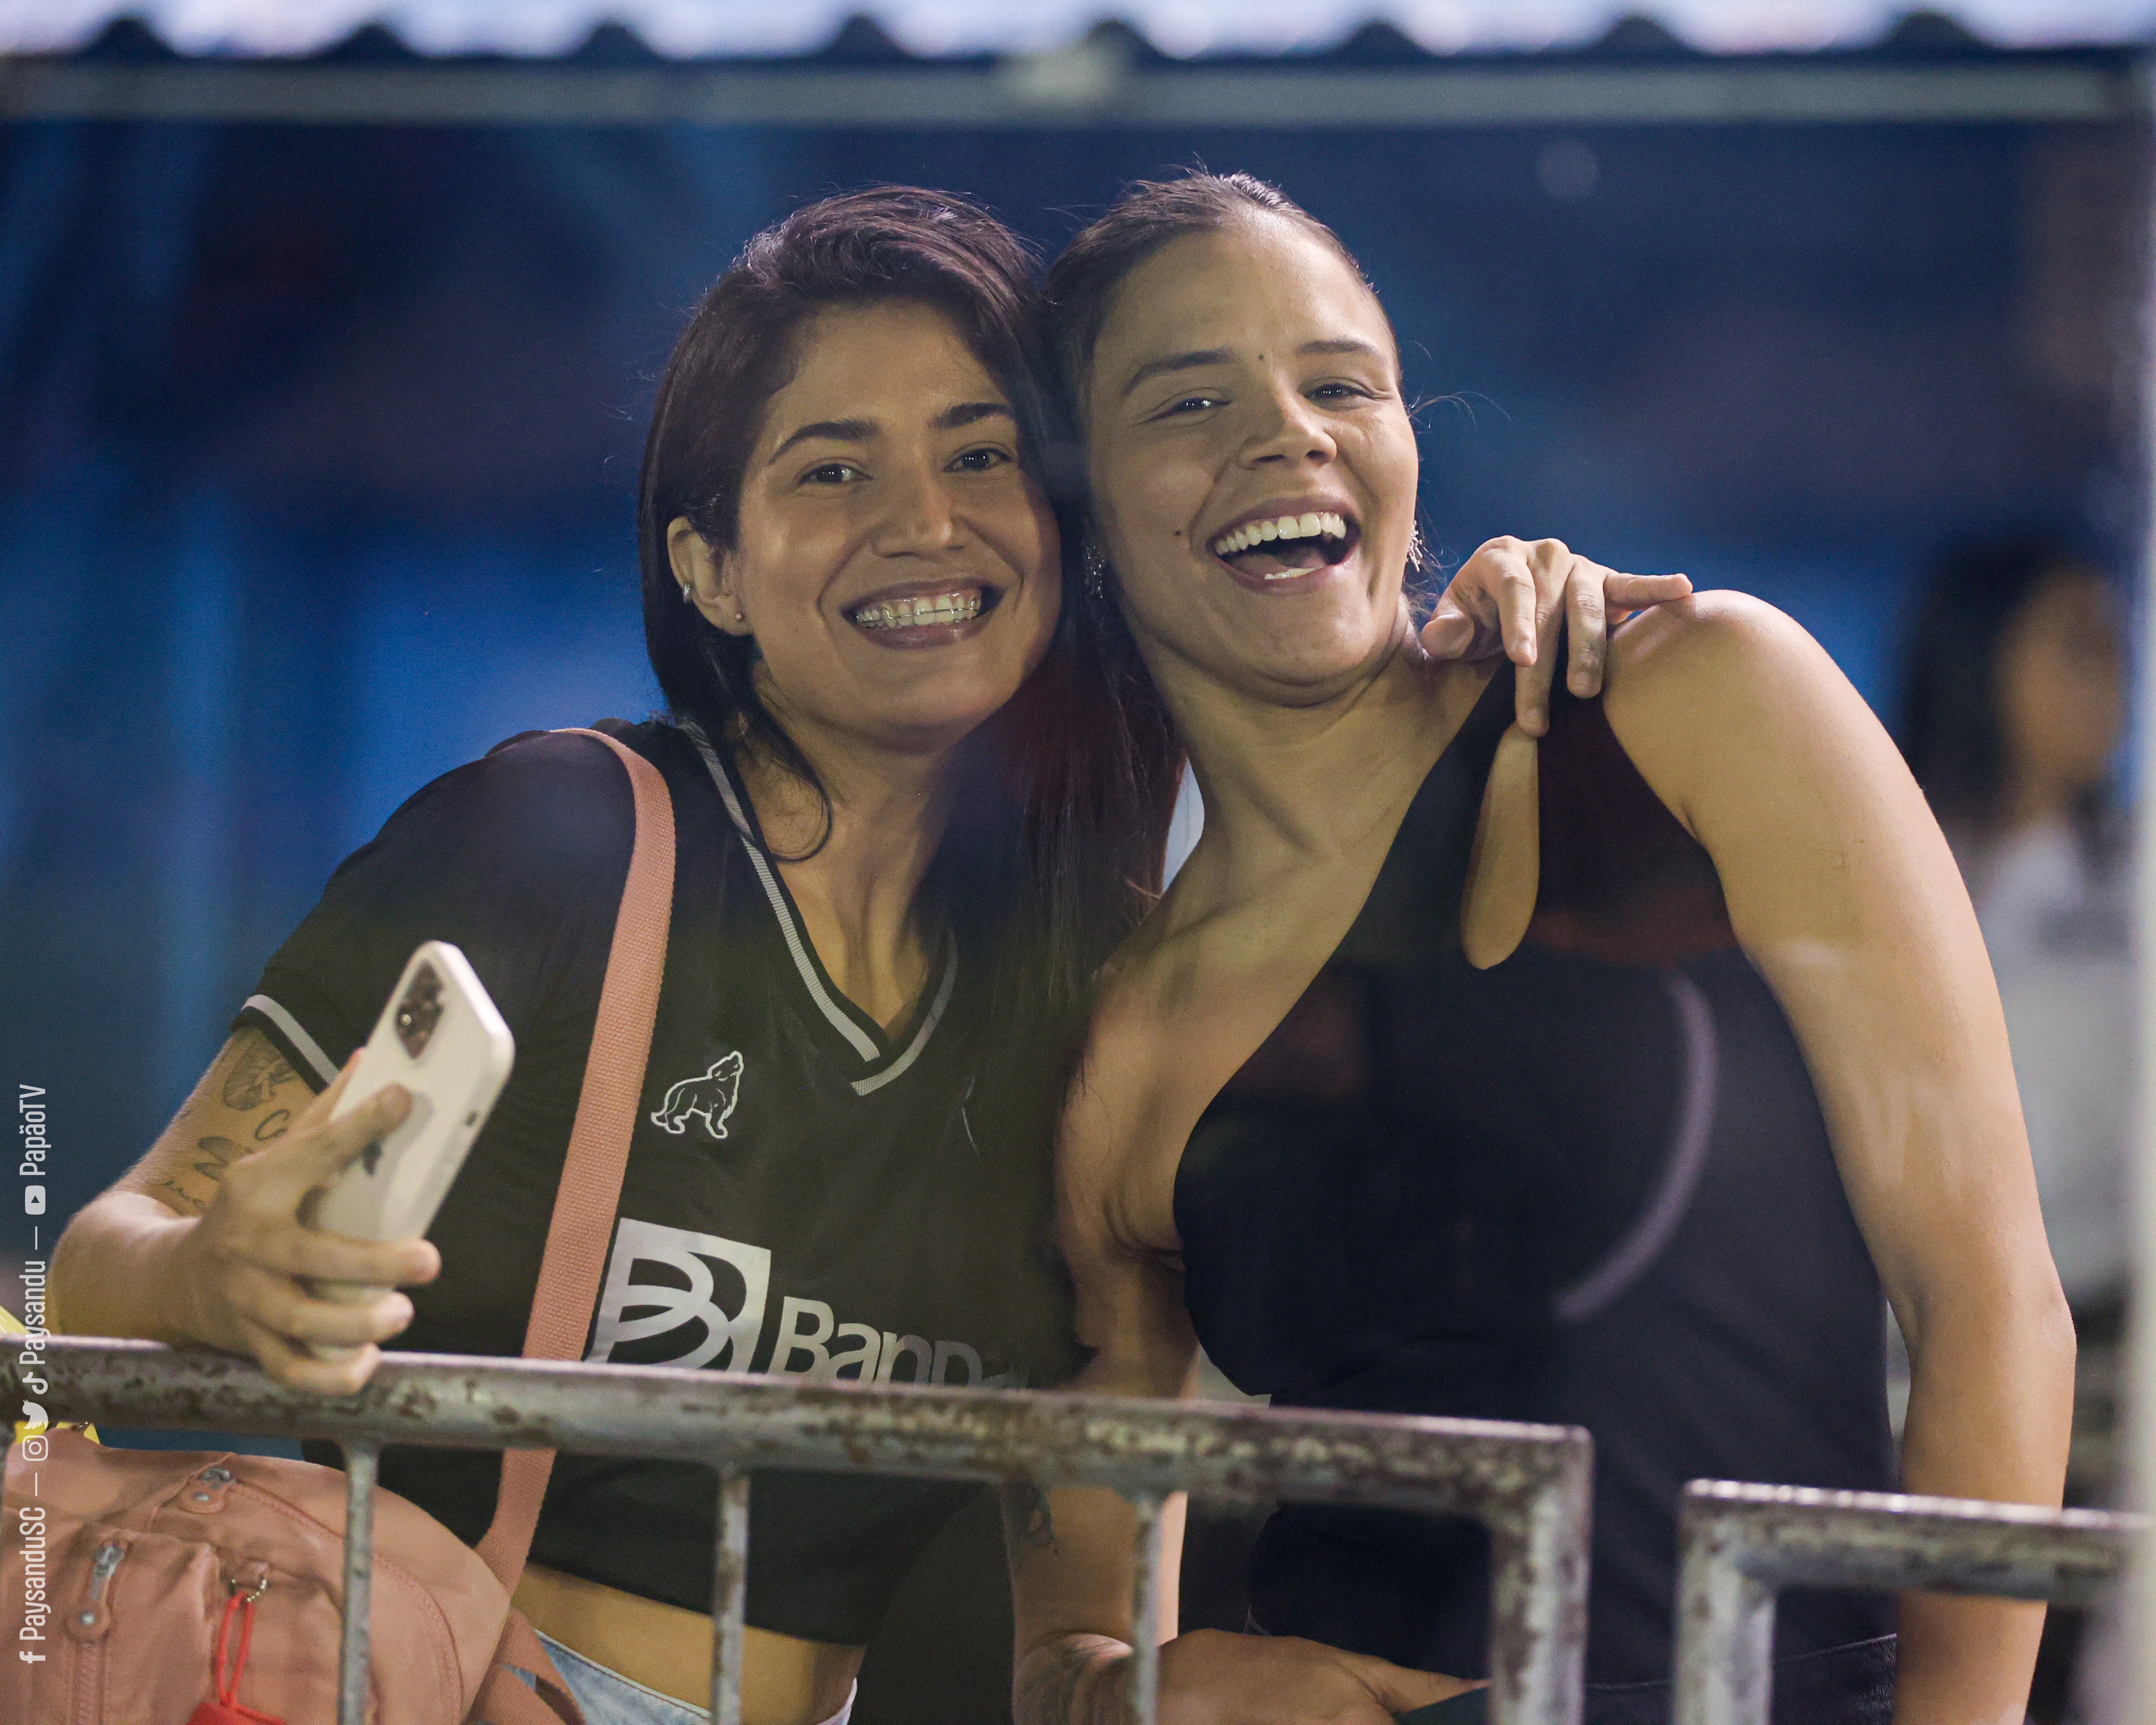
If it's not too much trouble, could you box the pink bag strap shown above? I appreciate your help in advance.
[473,1609,586,1725]
[475,727,676,1596]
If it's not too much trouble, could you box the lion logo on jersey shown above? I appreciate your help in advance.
[649,1051,745,1140]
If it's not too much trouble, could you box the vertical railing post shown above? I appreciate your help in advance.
[338,1442,379,1725]
[710,1466,750,1725]
[1486,1446,1591,1725]
[1124,1492,1166,1725]
[1671,1501,1773,1725]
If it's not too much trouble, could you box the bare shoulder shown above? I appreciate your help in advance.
[1604,589,1831,702]
[1599,592,1885,828]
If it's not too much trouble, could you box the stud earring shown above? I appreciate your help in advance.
[733,607,745,624]
[1082,542,1109,602]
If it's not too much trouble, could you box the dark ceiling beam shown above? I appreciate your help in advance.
[0,53,2140,128]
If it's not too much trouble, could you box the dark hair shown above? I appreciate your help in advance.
[1897,534,2115,834]
[637,186,1179,1014]
[1042,170,1375,412]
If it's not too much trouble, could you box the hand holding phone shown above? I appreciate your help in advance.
[309,942,513,1323]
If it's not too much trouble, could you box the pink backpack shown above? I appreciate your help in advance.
[1,728,675,1725]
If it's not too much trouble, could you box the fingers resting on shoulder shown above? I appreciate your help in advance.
[1417,535,1693,736]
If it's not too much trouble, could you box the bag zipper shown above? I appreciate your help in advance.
[69,1539,125,1725]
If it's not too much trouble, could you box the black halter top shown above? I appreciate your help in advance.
[1174,664,1897,1703]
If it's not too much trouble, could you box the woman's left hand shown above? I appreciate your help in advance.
[1417,536,1692,735]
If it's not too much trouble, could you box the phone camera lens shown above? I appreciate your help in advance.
[395,963,446,1058]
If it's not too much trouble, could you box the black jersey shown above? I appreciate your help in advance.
[1174,667,1897,1713]
[236,722,1078,1645]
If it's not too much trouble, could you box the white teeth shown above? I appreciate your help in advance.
[1208,511,1351,559]
[851,590,984,630]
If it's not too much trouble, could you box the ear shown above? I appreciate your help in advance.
[668,516,752,637]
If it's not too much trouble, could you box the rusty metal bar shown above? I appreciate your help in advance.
[7,1337,1590,1724]
[711,1468,749,1725]
[1125,1492,1165,1725]
[337,1441,378,1725]
[1672,1480,2143,1725]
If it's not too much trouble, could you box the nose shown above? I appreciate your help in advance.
[1240,387,1337,469]
[870,461,965,558]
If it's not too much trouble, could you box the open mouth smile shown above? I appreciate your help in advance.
[1207,509,1358,582]
[845,583,1000,644]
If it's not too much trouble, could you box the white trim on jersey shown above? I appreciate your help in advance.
[687,724,954,1090]
[243,993,340,1087]
[688,727,883,1063]
[852,946,955,1098]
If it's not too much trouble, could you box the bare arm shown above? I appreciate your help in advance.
[51,1028,436,1393]
[1605,594,2075,1725]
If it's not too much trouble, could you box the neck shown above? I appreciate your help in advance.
[1150,607,1459,873]
[735,709,957,1034]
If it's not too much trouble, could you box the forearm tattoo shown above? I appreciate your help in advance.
[222,1037,298,1111]
[154,1136,245,1215]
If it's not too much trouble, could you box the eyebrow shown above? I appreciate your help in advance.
[764,401,1013,465]
[1300,338,1387,362]
[936,400,1014,430]
[766,418,875,464]
[1119,348,1232,401]
[1118,339,1390,402]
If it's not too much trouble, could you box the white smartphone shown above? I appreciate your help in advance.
[316,941,514,1245]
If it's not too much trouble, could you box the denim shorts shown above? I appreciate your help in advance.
[512,1632,857,1725]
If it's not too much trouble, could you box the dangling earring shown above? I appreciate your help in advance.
[1082,542,1109,602]
[680,582,694,604]
[1406,523,1428,575]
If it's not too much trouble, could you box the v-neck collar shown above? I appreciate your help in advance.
[685,724,958,1098]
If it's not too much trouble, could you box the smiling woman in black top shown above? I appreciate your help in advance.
[1017,173,2074,1725]
[50,186,1671,1725]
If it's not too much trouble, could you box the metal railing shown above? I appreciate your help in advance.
[3,1335,1592,1725]
[1672,1479,2143,1725]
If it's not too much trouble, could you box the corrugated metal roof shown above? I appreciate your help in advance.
[3,2,2150,60]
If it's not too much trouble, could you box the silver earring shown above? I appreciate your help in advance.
[680,583,694,604]
[1082,542,1108,602]
[733,607,745,625]
[1407,524,1430,575]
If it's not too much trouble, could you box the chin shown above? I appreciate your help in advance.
[870,685,1022,753]
[1229,618,1392,689]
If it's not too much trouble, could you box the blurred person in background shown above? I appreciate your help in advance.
[1898,538,2132,1338]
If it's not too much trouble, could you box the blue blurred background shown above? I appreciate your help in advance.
[0,12,2145,1236]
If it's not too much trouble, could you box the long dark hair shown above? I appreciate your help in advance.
[637,187,1179,1018]
[1897,535,2117,840]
